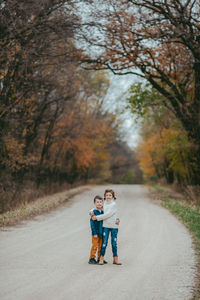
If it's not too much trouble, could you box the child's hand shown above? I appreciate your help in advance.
[115,218,120,225]
[89,211,94,216]
[92,215,97,220]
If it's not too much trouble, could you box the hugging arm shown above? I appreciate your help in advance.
[95,204,117,221]
[89,208,94,217]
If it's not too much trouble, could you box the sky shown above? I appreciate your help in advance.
[104,72,142,149]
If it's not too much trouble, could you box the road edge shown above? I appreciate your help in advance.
[148,184,200,300]
[0,184,93,229]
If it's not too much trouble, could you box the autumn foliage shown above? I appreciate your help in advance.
[0,1,142,212]
[81,0,200,184]
[127,83,198,185]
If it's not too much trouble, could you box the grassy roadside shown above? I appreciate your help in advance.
[149,184,200,299]
[0,185,91,228]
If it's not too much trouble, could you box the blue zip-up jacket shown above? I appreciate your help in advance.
[90,209,103,237]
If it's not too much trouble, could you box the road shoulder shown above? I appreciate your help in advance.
[148,184,200,299]
[0,185,93,228]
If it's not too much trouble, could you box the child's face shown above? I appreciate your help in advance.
[105,192,113,201]
[95,199,103,210]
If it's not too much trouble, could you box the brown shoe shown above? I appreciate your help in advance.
[113,256,122,265]
[98,256,104,265]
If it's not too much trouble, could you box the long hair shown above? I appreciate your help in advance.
[104,189,116,200]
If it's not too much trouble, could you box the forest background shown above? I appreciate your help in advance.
[1,0,200,213]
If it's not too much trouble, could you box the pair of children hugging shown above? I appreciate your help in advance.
[88,188,122,265]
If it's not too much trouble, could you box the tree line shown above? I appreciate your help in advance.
[127,83,199,187]
[0,0,142,212]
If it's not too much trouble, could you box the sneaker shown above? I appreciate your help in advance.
[88,258,97,264]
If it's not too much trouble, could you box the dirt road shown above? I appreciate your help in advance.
[0,185,196,300]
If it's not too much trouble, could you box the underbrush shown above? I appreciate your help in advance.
[0,177,84,213]
[0,185,90,227]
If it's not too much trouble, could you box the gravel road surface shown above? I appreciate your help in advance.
[0,185,196,300]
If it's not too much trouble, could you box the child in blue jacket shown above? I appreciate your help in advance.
[88,195,104,264]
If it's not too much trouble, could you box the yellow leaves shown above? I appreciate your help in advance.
[136,125,194,181]
[136,136,159,178]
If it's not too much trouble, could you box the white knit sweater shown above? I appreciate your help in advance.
[96,200,119,229]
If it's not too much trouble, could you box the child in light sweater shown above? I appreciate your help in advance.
[92,189,122,265]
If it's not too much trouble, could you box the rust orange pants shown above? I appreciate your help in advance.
[89,236,103,260]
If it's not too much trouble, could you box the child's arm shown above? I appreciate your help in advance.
[95,203,117,221]
[115,218,120,225]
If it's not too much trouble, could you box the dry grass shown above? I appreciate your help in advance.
[0,185,91,228]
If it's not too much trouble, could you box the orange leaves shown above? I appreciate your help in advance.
[40,70,118,178]
[51,106,113,174]
[2,135,38,172]
[73,137,96,170]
